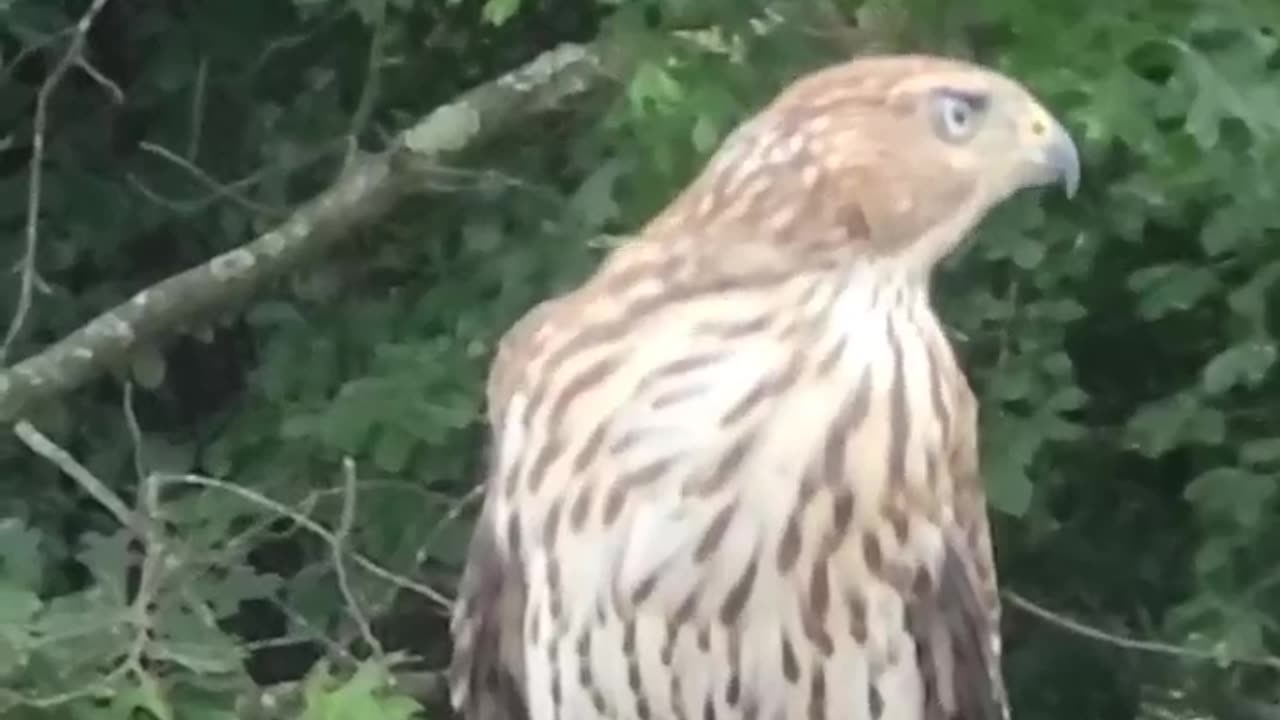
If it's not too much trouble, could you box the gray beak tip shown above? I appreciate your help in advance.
[1048,124,1081,199]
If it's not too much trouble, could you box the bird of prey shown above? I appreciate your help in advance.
[449,53,1079,720]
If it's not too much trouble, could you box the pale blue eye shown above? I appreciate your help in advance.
[932,91,987,142]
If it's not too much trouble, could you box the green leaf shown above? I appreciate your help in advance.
[691,114,721,153]
[76,531,133,602]
[481,0,521,26]
[170,700,240,720]
[111,670,175,720]
[988,365,1034,402]
[1127,263,1219,319]
[1220,606,1270,660]
[1040,351,1074,377]
[150,604,243,675]
[986,456,1033,517]
[200,564,283,618]
[1227,261,1280,325]
[130,345,168,390]
[567,159,625,233]
[462,220,503,254]
[0,519,44,589]
[349,0,385,25]
[1185,467,1277,528]
[30,587,125,652]
[627,62,685,114]
[300,659,422,720]
[1125,392,1225,457]
[372,426,416,473]
[0,583,42,626]
[1199,203,1249,256]
[1010,239,1046,269]
[1201,340,1277,395]
[1045,385,1089,411]
[1241,437,1280,466]
[1192,536,1232,576]
[1174,39,1280,148]
[981,411,1042,517]
[1039,298,1087,323]
[0,582,40,677]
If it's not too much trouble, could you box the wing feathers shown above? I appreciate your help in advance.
[904,537,1004,720]
[449,498,529,720]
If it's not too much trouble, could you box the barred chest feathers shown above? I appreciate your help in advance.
[493,261,981,720]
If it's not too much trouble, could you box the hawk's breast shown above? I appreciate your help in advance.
[504,271,975,720]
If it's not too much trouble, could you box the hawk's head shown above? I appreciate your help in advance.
[650,54,1079,273]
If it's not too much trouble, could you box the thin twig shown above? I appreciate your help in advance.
[239,12,345,82]
[122,383,164,675]
[12,415,449,712]
[0,660,131,710]
[7,411,155,713]
[2,0,115,364]
[344,7,387,169]
[188,56,208,159]
[263,597,358,665]
[197,489,323,569]
[1004,590,1280,671]
[122,381,147,481]
[0,28,73,86]
[333,457,383,658]
[139,141,283,216]
[13,419,138,532]
[127,135,349,216]
[154,472,453,610]
[74,56,124,103]
[414,484,484,566]
[367,481,485,627]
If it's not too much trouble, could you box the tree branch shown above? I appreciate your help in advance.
[3,0,117,365]
[1003,590,1280,671]
[0,42,609,421]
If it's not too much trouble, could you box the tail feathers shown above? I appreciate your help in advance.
[449,508,529,720]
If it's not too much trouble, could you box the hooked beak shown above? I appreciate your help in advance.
[1027,115,1080,198]
[1046,119,1080,197]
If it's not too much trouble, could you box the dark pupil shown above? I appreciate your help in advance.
[950,102,969,126]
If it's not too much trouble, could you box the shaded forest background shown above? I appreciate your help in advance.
[1,0,1278,717]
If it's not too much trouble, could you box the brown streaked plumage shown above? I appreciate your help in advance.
[449,53,1079,720]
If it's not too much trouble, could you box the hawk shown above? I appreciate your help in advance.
[449,54,1079,720]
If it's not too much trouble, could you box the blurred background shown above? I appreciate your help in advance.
[0,0,1277,717]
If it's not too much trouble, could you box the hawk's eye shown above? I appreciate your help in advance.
[931,90,987,143]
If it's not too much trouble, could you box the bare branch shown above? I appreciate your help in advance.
[154,472,453,610]
[344,6,387,168]
[75,55,125,103]
[188,56,208,159]
[414,484,485,566]
[3,0,116,365]
[0,42,608,421]
[13,419,139,532]
[139,141,283,216]
[7,411,162,713]
[333,457,383,657]
[126,136,347,215]
[11,418,454,712]
[1003,590,1280,671]
[121,384,167,676]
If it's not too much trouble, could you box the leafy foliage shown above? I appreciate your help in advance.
[0,0,1278,717]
